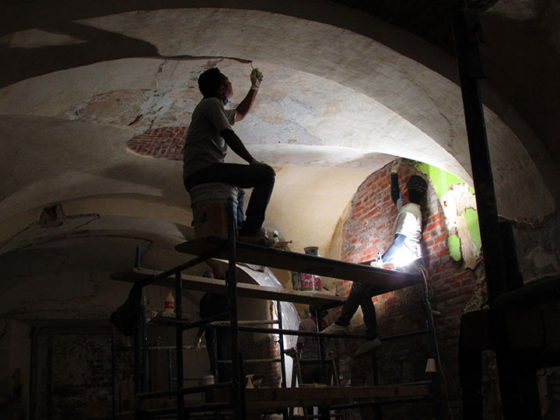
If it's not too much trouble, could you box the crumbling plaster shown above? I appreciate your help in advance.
[0,5,558,280]
[0,2,559,416]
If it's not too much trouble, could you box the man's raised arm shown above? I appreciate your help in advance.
[235,68,263,122]
[220,129,256,164]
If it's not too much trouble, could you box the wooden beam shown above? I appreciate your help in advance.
[175,238,422,294]
[203,384,432,409]
[111,268,346,306]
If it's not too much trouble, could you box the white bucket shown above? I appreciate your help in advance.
[189,183,239,207]
[189,183,239,238]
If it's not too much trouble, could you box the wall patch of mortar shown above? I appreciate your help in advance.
[463,208,481,251]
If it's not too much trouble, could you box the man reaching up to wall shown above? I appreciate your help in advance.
[372,160,426,270]
[321,160,428,355]
[183,67,275,246]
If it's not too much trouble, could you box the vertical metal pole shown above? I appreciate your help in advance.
[175,271,184,418]
[210,327,219,379]
[133,304,142,394]
[498,220,523,290]
[421,278,443,420]
[452,0,506,302]
[315,308,330,420]
[141,303,149,393]
[459,313,483,420]
[370,352,383,420]
[276,300,287,388]
[226,198,246,419]
[276,301,289,420]
[135,246,142,269]
[167,348,173,392]
[111,327,117,420]
[134,296,147,394]
[451,3,541,418]
[132,249,146,397]
[315,308,327,385]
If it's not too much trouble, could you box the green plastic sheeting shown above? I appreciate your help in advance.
[448,235,462,261]
[416,162,464,198]
[415,162,482,259]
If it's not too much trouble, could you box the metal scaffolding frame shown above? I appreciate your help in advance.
[111,199,444,419]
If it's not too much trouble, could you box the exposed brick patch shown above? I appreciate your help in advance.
[126,126,187,160]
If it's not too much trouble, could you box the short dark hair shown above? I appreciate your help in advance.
[198,67,226,97]
[407,175,428,204]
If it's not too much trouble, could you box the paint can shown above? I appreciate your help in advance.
[162,290,175,317]
[298,246,322,291]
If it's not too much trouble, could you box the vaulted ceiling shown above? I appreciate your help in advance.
[1,0,558,268]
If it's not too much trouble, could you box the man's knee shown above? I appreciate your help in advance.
[262,163,276,178]
[252,163,275,182]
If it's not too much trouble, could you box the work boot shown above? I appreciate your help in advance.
[238,228,274,247]
[320,323,350,336]
[354,337,382,356]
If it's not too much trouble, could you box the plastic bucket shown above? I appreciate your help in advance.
[189,183,239,238]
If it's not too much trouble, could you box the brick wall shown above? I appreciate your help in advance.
[337,161,486,419]
[127,126,187,160]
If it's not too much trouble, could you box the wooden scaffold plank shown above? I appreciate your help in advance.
[176,237,422,294]
[111,267,346,306]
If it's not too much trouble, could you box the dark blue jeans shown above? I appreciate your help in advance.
[336,281,379,339]
[184,162,275,234]
[382,233,406,262]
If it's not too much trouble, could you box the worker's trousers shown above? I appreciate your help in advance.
[184,162,275,234]
[335,281,379,339]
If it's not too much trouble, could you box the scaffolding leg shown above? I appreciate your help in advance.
[111,327,117,420]
[314,309,330,420]
[135,246,142,269]
[276,301,290,420]
[421,276,443,420]
[277,301,288,388]
[315,309,328,385]
[459,312,483,420]
[134,298,147,394]
[370,351,382,420]
[167,348,173,392]
[176,271,185,419]
[494,310,541,419]
[209,327,219,380]
[226,198,246,419]
[450,2,544,416]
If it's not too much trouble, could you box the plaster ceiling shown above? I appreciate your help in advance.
[0,1,558,259]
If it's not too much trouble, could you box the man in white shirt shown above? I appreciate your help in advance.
[183,67,275,245]
[322,162,428,355]
[378,162,425,269]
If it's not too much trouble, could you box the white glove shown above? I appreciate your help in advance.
[250,68,263,90]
